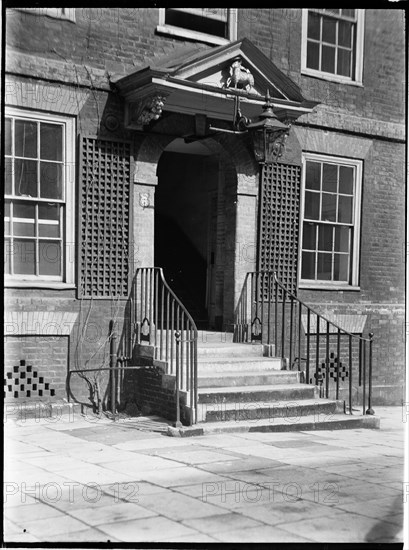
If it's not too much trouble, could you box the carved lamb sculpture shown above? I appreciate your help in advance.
[226,59,255,92]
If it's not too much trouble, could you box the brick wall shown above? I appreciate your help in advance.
[124,366,181,423]
[4,8,405,409]
[4,289,127,408]
[6,8,405,128]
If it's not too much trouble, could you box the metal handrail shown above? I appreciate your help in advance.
[131,267,198,426]
[234,270,374,416]
[272,272,371,343]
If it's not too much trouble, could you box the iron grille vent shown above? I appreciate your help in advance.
[79,136,131,298]
[259,163,301,297]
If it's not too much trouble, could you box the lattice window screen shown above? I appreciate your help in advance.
[79,136,131,298]
[258,163,301,296]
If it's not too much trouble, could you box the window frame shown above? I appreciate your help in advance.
[4,108,76,289]
[157,8,237,45]
[299,153,362,290]
[301,9,365,85]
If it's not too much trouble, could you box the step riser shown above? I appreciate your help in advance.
[198,367,283,374]
[199,401,337,423]
[199,360,282,373]
[198,386,316,404]
[244,417,380,432]
[172,416,380,435]
[198,373,300,387]
[197,346,263,358]
[197,332,234,344]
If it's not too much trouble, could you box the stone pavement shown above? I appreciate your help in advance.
[3,406,407,544]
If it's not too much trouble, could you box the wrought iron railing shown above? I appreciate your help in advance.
[129,267,198,425]
[234,271,374,416]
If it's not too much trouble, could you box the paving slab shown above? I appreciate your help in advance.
[334,495,403,524]
[55,464,141,485]
[213,524,315,543]
[151,448,246,465]
[137,467,231,488]
[41,528,119,542]
[100,455,186,475]
[198,456,284,473]
[133,491,226,521]
[234,499,342,525]
[277,509,403,543]
[97,515,199,542]
[4,502,65,523]
[67,501,158,525]
[36,486,127,512]
[182,511,265,534]
[11,515,91,540]
[99,480,171,499]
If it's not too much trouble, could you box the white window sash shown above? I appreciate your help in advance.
[4,108,75,287]
[301,9,365,85]
[299,153,362,288]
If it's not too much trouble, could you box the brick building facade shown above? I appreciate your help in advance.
[4,8,405,416]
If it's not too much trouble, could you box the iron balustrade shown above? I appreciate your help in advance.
[234,271,375,416]
[130,267,198,426]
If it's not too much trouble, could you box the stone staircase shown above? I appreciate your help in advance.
[169,331,380,436]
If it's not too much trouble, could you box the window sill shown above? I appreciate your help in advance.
[301,68,363,87]
[156,24,230,46]
[299,283,360,291]
[5,281,76,290]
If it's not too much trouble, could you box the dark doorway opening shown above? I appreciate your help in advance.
[155,149,219,329]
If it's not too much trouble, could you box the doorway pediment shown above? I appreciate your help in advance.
[114,38,318,130]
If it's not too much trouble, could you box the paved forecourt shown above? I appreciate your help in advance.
[3,406,406,544]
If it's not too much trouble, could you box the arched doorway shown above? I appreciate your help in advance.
[132,112,259,333]
[155,138,233,330]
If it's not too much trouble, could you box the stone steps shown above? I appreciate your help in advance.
[170,332,379,433]
[192,335,339,427]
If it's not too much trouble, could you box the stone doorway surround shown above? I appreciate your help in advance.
[131,113,259,330]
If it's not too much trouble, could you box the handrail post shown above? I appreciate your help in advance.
[306,309,310,383]
[175,331,182,428]
[325,321,330,399]
[194,336,198,424]
[366,332,375,415]
[316,315,320,389]
[348,334,353,415]
[281,289,286,359]
[274,272,278,353]
[362,340,366,416]
[109,320,117,420]
[267,272,272,344]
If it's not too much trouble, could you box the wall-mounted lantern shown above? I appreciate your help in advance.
[245,91,290,164]
[210,90,290,164]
